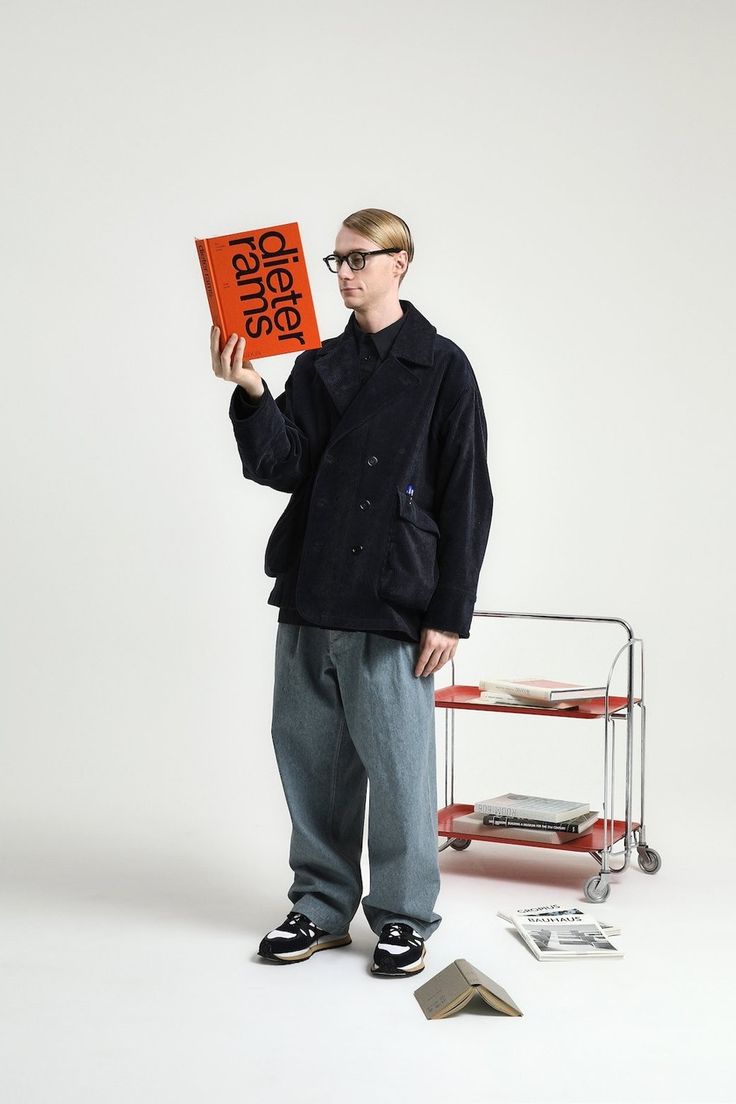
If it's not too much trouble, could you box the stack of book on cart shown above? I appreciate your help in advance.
[451,793,598,843]
[469,677,608,710]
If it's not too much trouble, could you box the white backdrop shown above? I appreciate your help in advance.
[2,2,734,1101]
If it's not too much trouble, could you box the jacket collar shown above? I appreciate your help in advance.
[313,300,436,437]
[316,299,436,371]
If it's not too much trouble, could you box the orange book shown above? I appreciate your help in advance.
[195,221,321,360]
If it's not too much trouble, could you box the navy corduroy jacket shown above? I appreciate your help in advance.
[228,298,493,640]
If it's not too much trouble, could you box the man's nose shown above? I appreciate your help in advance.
[336,257,353,273]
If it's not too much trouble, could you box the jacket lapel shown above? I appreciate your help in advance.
[314,299,437,448]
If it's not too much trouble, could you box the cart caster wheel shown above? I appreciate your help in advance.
[450,838,471,851]
[584,875,611,903]
[637,847,661,874]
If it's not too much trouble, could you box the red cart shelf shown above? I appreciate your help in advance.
[434,683,638,719]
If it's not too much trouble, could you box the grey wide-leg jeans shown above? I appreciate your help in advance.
[270,623,442,939]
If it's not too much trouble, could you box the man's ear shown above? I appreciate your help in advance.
[393,250,409,278]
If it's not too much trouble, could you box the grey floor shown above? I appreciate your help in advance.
[1,820,731,1104]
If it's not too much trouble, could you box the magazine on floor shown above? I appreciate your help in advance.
[497,903,621,937]
[510,910,623,960]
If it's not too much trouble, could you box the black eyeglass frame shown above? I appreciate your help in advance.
[322,248,403,273]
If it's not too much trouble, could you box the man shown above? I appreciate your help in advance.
[211,208,493,977]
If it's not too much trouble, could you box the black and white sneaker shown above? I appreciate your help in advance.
[258,911,351,963]
[370,922,426,976]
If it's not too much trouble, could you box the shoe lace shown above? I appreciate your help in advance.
[285,911,317,936]
[385,922,416,943]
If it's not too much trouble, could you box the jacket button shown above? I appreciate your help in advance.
[367,455,378,466]
[351,544,363,554]
[359,499,372,510]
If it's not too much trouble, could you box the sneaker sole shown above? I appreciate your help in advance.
[258,933,352,963]
[370,946,426,977]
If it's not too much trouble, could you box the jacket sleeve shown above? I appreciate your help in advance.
[228,373,311,494]
[421,378,493,638]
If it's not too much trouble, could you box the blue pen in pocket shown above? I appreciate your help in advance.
[404,484,414,497]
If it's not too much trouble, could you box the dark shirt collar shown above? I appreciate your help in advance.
[349,309,407,362]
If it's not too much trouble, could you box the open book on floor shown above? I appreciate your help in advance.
[414,958,523,1019]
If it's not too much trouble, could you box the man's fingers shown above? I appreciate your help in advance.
[415,643,440,677]
[210,325,220,370]
[210,326,233,375]
[233,336,245,371]
[217,332,239,379]
[415,639,458,677]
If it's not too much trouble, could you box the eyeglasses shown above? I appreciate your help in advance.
[322,249,402,273]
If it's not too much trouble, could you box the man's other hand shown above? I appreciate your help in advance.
[415,627,459,677]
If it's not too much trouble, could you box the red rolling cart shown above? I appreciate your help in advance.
[435,610,661,902]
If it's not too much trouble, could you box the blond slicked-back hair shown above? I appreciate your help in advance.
[341,207,414,285]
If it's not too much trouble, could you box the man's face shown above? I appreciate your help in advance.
[332,226,407,312]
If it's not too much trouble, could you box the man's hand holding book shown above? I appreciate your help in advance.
[210,326,265,402]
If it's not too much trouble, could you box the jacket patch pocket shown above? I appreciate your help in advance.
[377,489,440,611]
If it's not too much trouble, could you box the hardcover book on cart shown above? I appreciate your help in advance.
[479,678,607,703]
[452,810,581,845]
[474,793,590,823]
[482,810,599,835]
[511,911,623,960]
[462,691,578,710]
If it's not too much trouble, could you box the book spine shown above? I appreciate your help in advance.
[483,681,552,702]
[482,814,592,833]
[478,694,573,710]
[474,801,552,817]
[474,803,524,817]
[474,802,587,822]
[195,238,226,341]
